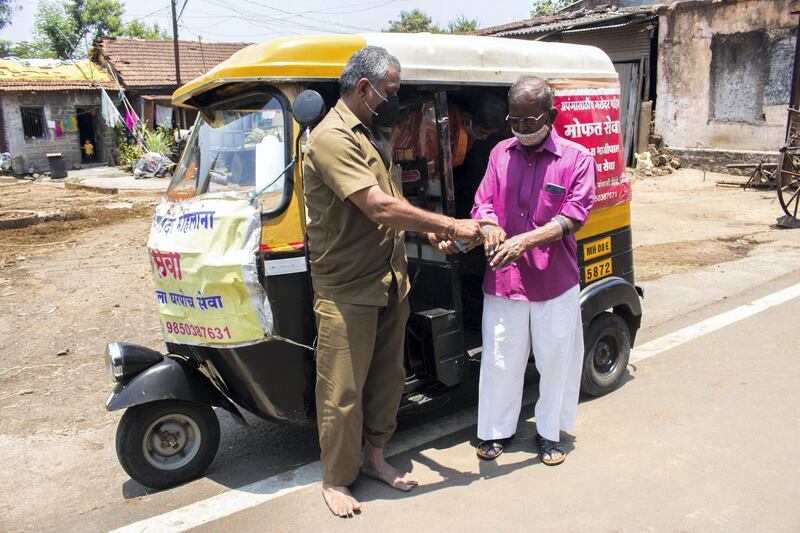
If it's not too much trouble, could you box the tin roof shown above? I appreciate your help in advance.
[94,38,251,89]
[473,5,656,37]
[0,58,119,91]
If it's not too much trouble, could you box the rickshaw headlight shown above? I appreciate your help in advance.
[106,342,125,381]
[105,342,163,382]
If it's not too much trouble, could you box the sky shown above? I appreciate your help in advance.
[0,0,535,44]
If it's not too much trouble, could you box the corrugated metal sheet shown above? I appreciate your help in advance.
[615,61,641,161]
[475,6,656,37]
[556,24,653,62]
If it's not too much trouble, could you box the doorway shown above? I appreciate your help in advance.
[76,107,100,163]
[612,62,642,166]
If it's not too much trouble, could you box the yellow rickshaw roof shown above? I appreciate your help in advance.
[172,33,616,107]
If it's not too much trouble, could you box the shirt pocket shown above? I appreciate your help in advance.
[533,190,566,225]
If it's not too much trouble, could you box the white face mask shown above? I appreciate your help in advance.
[512,125,549,146]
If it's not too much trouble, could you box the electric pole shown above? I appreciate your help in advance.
[171,0,182,87]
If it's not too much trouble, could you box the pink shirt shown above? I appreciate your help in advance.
[471,130,596,302]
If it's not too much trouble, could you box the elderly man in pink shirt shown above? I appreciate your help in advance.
[471,76,596,465]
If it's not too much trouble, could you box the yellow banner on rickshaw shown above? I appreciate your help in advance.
[147,192,272,346]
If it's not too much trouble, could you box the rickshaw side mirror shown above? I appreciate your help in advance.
[292,90,326,130]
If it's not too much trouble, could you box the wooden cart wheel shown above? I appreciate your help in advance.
[777,151,800,220]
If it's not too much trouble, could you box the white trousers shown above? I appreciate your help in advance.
[477,286,584,442]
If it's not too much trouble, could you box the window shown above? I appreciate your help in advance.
[21,107,47,139]
[709,31,768,123]
[167,91,289,211]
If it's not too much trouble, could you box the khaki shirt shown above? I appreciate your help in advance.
[303,99,410,306]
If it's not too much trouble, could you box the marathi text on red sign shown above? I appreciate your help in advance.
[553,89,630,209]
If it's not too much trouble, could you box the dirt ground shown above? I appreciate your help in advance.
[0,168,796,529]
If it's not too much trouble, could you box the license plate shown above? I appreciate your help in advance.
[583,236,612,261]
[584,258,613,283]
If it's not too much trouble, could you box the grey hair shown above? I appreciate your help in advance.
[508,76,554,110]
[339,46,401,95]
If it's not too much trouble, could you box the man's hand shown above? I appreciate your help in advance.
[481,224,506,257]
[427,232,480,254]
[427,232,459,254]
[489,233,533,269]
[450,218,498,247]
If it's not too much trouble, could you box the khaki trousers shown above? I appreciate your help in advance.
[313,289,409,486]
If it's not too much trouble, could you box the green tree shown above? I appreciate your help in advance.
[386,9,442,33]
[35,1,79,58]
[33,0,166,59]
[123,20,170,40]
[0,38,57,58]
[530,0,570,16]
[0,0,16,31]
[447,15,479,34]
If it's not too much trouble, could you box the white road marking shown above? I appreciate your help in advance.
[630,282,800,363]
[110,404,486,533]
[111,282,800,533]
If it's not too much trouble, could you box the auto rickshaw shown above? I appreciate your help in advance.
[105,33,642,489]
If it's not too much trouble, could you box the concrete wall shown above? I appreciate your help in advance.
[0,90,114,173]
[654,0,796,154]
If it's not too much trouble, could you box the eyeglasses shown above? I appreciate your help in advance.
[506,112,547,129]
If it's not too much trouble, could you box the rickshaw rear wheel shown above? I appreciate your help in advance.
[116,400,220,490]
[581,312,631,397]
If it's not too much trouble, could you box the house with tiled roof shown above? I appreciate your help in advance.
[0,58,120,173]
[92,38,251,129]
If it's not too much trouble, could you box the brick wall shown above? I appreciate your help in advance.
[0,90,115,173]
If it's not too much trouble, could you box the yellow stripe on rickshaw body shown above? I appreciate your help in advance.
[576,202,631,241]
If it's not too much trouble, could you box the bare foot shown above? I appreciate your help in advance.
[361,445,418,491]
[322,483,361,518]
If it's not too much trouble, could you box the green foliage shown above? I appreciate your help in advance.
[386,10,480,35]
[117,138,145,165]
[142,126,176,157]
[0,0,17,31]
[0,39,57,58]
[531,0,571,16]
[31,0,166,60]
[35,1,79,58]
[123,20,170,40]
[447,15,479,34]
[115,125,176,165]
[66,0,125,41]
[387,9,442,33]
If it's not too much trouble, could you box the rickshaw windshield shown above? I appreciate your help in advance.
[166,92,288,206]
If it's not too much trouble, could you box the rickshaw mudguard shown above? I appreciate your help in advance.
[580,276,643,345]
[105,355,247,426]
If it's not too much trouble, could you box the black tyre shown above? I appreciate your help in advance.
[116,400,220,490]
[581,312,631,397]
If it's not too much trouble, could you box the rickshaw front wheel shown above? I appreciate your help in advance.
[581,312,631,397]
[116,400,221,490]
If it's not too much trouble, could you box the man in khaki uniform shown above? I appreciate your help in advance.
[304,46,493,517]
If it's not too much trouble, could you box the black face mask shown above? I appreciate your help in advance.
[372,93,400,127]
[364,80,400,128]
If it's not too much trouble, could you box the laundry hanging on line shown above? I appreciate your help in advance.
[101,89,123,129]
